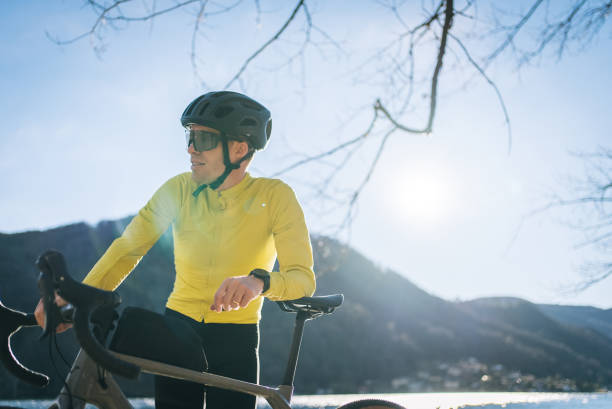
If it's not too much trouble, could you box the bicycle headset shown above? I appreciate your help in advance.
[181,91,272,194]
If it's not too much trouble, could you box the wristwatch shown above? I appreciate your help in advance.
[249,269,270,293]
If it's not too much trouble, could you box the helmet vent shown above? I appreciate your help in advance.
[240,101,262,111]
[240,118,257,126]
[214,106,234,118]
[185,95,206,116]
[197,102,210,116]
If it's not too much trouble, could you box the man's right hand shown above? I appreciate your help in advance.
[34,294,73,334]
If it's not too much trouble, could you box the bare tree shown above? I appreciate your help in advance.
[49,0,611,244]
[522,148,612,292]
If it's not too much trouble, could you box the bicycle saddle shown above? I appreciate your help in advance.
[277,294,344,315]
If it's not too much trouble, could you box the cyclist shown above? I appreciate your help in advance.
[34,91,316,409]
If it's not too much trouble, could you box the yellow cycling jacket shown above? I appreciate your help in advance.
[82,172,316,324]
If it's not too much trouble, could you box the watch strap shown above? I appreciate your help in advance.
[249,269,270,293]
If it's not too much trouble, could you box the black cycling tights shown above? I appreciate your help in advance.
[155,309,259,409]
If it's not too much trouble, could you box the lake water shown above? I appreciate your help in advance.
[2,393,611,409]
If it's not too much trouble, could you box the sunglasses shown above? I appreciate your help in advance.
[185,129,222,152]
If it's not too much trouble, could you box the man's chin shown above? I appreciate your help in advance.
[191,171,214,185]
[191,171,206,184]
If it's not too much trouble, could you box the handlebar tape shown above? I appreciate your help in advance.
[36,250,141,379]
[0,302,50,387]
[73,305,140,379]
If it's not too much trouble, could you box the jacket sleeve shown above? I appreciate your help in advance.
[82,176,182,290]
[265,181,316,301]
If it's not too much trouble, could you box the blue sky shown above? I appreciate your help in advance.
[1,1,611,308]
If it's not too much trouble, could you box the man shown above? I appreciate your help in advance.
[35,91,316,409]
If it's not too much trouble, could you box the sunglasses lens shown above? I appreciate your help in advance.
[186,130,220,151]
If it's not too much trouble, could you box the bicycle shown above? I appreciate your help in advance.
[1,250,405,409]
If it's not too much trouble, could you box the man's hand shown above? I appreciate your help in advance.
[211,275,264,312]
[34,293,73,333]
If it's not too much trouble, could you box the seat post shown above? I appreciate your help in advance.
[275,294,343,402]
[281,311,310,388]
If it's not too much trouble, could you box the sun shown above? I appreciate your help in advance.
[393,169,455,227]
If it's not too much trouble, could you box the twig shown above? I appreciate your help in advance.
[485,0,545,66]
[224,0,307,89]
[270,107,380,177]
[450,33,512,153]
[337,127,396,233]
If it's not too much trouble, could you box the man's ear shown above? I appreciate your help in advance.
[234,140,250,156]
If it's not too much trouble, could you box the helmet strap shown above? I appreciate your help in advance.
[192,133,253,197]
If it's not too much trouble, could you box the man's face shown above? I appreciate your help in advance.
[187,124,226,185]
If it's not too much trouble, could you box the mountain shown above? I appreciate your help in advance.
[459,298,612,389]
[538,304,612,340]
[1,218,612,399]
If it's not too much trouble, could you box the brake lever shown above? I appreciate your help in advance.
[37,268,63,340]
[36,250,140,379]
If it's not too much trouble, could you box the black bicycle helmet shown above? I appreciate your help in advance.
[181,91,272,150]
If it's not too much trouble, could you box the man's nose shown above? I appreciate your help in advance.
[187,140,196,154]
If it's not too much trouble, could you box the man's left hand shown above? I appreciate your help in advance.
[211,275,264,312]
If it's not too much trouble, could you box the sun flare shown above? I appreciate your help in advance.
[393,170,455,227]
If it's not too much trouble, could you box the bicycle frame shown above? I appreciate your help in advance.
[51,308,323,409]
[50,349,293,409]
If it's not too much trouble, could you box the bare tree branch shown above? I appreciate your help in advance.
[271,0,456,236]
[450,33,512,153]
[566,262,612,294]
[485,0,545,66]
[191,1,209,88]
[223,0,307,89]
[372,101,419,133]
[523,0,588,64]
[254,0,262,26]
[337,127,396,234]
[484,0,612,69]
[347,1,444,78]
[509,147,612,291]
[425,0,454,133]
[46,0,201,46]
[270,107,380,177]
[574,230,612,249]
